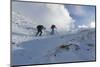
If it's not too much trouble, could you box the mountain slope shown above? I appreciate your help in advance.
[12,27,95,65]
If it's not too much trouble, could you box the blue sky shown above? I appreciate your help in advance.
[65,5,96,28]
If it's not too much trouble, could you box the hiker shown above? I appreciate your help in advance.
[35,25,45,36]
[51,25,56,35]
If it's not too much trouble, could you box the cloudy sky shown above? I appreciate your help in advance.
[65,5,96,28]
[12,1,96,33]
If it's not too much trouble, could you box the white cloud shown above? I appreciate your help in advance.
[12,2,75,34]
[90,21,95,28]
[78,21,95,29]
[78,25,88,29]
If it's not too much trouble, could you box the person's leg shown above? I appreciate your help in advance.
[39,30,42,36]
[51,29,54,35]
[52,29,54,34]
[35,30,39,36]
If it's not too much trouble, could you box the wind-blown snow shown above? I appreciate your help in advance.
[12,11,36,44]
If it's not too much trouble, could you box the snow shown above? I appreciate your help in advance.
[11,11,96,66]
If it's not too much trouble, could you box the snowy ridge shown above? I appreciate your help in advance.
[12,11,37,44]
[12,27,95,65]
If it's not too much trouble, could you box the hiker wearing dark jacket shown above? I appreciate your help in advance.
[51,25,56,35]
[35,25,45,36]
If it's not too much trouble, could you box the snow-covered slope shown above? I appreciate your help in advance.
[12,11,36,44]
[12,11,54,46]
[11,11,96,66]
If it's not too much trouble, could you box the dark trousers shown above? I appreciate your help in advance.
[36,30,42,36]
[51,29,54,35]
